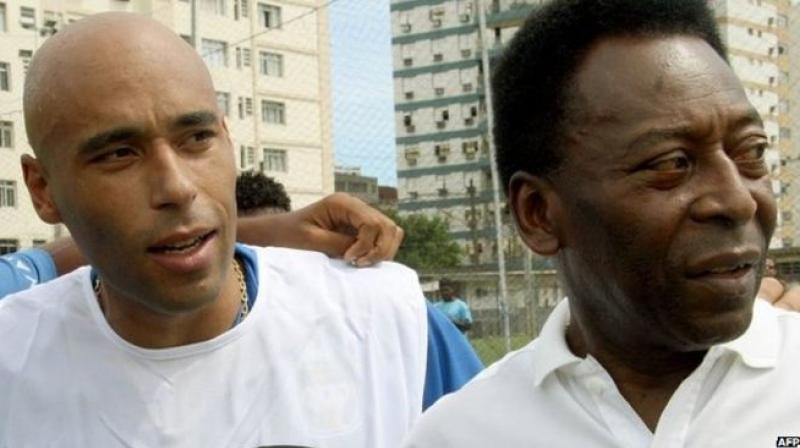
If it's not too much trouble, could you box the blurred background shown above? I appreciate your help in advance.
[0,0,798,365]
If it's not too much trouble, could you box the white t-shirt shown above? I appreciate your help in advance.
[0,247,428,448]
[404,298,800,448]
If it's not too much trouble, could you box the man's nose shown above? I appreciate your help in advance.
[148,143,198,210]
[689,156,758,227]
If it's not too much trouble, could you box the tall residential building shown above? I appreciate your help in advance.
[0,0,333,253]
[390,0,543,268]
[390,0,792,269]
[711,0,792,249]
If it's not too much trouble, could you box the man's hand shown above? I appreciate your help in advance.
[758,277,800,312]
[238,193,403,267]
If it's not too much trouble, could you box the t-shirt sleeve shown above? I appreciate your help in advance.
[422,302,483,410]
[461,301,473,323]
[0,248,58,300]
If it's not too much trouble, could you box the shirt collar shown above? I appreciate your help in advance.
[530,298,583,387]
[712,298,779,369]
[530,297,780,387]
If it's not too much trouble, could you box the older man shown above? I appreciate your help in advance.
[405,0,800,446]
[0,13,480,447]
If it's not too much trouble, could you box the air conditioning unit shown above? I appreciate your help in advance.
[463,142,479,155]
[431,19,442,28]
[433,53,444,62]
[405,91,414,100]
[404,148,420,160]
[403,58,413,67]
[438,188,449,197]
[460,13,471,23]
[401,23,412,33]
[435,87,445,97]
[435,145,450,162]
[461,49,472,58]
[405,125,416,133]
[463,83,473,93]
[464,117,475,126]
[409,192,419,199]
[436,121,446,130]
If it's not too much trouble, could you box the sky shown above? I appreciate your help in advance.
[329,0,398,186]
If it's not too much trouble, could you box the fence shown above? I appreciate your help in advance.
[1,0,799,367]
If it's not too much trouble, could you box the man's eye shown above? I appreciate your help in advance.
[93,147,136,162]
[738,143,767,161]
[647,156,690,172]
[189,130,216,143]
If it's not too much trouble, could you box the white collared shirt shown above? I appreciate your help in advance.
[404,298,800,447]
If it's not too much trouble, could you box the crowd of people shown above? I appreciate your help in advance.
[1,0,799,446]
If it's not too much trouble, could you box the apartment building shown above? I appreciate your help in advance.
[390,0,794,268]
[0,0,333,253]
[711,0,792,249]
[390,0,545,268]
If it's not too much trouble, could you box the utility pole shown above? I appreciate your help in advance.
[467,179,480,266]
[476,0,512,353]
[190,0,198,50]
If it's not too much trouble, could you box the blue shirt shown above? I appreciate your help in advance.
[0,248,58,299]
[433,298,473,324]
[0,245,483,409]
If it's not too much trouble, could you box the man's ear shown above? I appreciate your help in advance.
[21,154,62,224]
[508,171,562,256]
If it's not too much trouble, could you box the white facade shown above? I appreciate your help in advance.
[0,0,334,252]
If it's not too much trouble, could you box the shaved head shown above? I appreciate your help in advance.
[23,13,214,165]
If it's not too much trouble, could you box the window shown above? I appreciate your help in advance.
[236,47,251,68]
[261,101,285,124]
[263,148,287,172]
[201,0,226,16]
[20,6,35,30]
[0,3,7,33]
[216,92,230,116]
[240,145,255,168]
[0,121,12,148]
[401,43,414,67]
[201,39,228,68]
[259,3,281,29]
[238,96,253,118]
[399,11,411,33]
[259,51,283,77]
[240,0,249,17]
[0,180,15,207]
[0,62,8,91]
[432,38,444,62]
[0,239,18,255]
[429,6,444,28]
[19,49,32,74]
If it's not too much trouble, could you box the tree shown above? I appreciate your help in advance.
[383,209,463,271]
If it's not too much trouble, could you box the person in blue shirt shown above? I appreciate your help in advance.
[433,278,474,333]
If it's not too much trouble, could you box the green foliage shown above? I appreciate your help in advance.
[383,209,463,271]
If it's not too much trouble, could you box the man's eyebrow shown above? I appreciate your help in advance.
[627,125,694,154]
[172,111,219,130]
[626,109,765,155]
[731,108,764,130]
[79,127,142,156]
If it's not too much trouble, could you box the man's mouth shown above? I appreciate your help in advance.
[148,230,215,255]
[703,263,753,277]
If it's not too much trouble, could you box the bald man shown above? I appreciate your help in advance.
[0,13,481,447]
